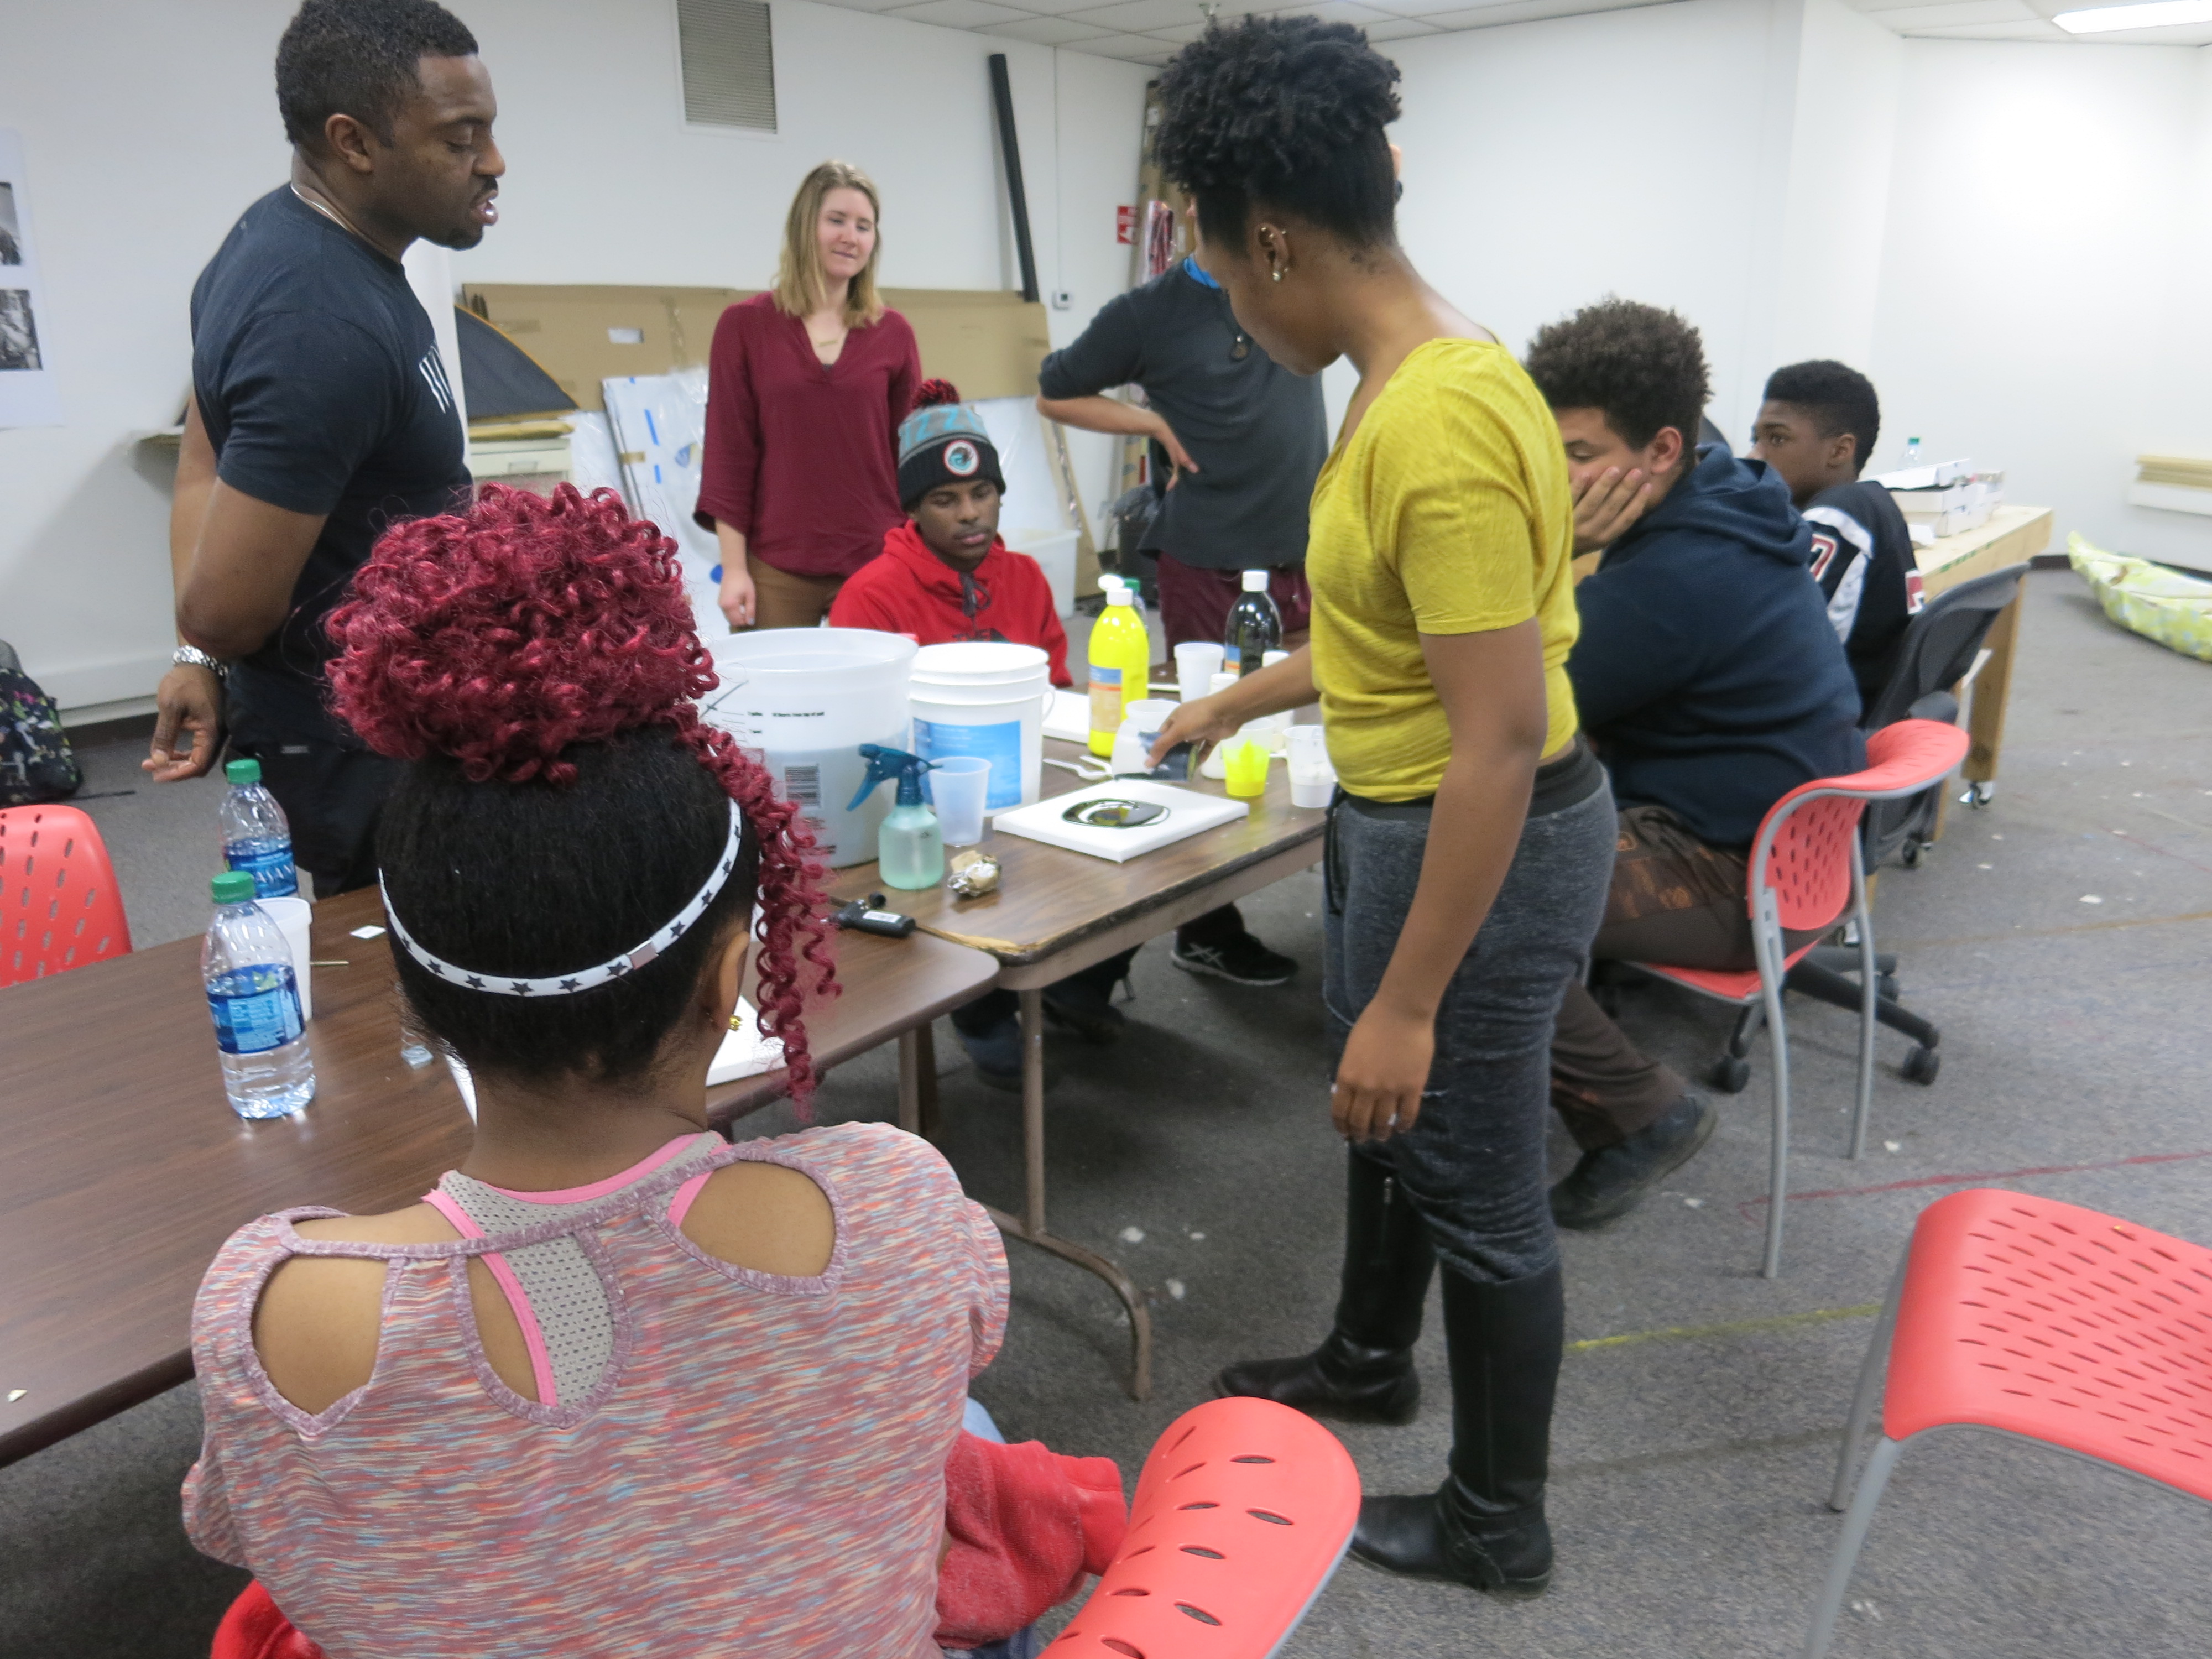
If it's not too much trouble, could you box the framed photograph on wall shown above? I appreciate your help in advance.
[0,129,61,427]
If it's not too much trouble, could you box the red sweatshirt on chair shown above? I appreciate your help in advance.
[830,522,1072,687]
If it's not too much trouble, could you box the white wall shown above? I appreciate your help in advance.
[1767,0,1902,382]
[1870,38,2212,570]
[0,0,1147,718]
[1384,0,1782,439]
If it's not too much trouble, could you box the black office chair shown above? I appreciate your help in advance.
[1751,563,2032,1088]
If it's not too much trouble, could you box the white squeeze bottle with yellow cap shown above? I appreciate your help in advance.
[1087,577,1150,757]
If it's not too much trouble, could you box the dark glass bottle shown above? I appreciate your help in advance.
[1223,570,1282,679]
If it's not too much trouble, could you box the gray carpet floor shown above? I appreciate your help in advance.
[7,568,2209,1658]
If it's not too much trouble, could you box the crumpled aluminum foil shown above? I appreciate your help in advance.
[946,849,1001,899]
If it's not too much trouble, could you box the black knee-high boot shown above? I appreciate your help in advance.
[1350,1258,1564,1595]
[1212,1150,1437,1425]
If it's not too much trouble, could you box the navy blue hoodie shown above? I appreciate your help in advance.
[1568,446,1864,848]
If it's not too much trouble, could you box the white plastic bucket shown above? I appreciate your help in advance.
[910,641,1051,811]
[701,628,915,868]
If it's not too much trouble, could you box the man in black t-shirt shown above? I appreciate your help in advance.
[144,0,502,895]
[1036,248,1327,990]
[1750,360,1923,716]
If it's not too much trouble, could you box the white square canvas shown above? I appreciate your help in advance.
[989,779,1247,863]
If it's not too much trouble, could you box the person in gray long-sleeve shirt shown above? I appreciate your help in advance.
[1036,253,1327,989]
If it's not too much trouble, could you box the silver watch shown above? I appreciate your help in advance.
[173,645,229,681]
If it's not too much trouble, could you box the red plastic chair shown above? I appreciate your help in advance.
[1,805,132,987]
[1627,719,1969,1277]
[1049,1396,1360,1659]
[213,1397,1359,1659]
[1808,1189,2212,1657]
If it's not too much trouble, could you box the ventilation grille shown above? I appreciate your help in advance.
[679,0,776,132]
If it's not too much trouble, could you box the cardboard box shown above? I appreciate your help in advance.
[460,283,1054,411]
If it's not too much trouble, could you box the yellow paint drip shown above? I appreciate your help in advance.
[1569,1303,1882,1354]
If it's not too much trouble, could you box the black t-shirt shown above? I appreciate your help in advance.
[1037,263,1326,571]
[191,187,468,743]
[1802,478,1921,716]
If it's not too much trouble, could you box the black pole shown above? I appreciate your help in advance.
[988,54,1040,304]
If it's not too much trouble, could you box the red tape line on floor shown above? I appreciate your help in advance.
[1735,1146,2212,1224]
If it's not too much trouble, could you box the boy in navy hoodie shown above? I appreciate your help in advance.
[1525,300,1865,1227]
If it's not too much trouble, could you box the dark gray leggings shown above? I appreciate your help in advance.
[1324,780,1616,1283]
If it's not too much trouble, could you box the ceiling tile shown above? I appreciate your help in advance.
[1285,0,1397,20]
[977,13,1121,39]
[1146,20,1212,39]
[1864,0,2032,25]
[884,0,1036,22]
[1897,15,2074,32]
[1363,14,1446,33]
[1071,29,1182,58]
[1066,0,1213,28]
[803,0,921,12]
[1415,0,1664,29]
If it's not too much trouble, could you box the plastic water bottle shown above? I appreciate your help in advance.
[221,758,298,898]
[1903,436,1923,467]
[203,871,315,1119]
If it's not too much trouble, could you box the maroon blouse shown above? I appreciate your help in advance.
[695,293,921,580]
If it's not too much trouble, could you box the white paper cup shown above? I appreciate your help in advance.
[1290,774,1335,808]
[929,755,992,848]
[1286,726,1335,808]
[1287,726,1329,769]
[258,895,314,1021]
[1174,641,1224,701]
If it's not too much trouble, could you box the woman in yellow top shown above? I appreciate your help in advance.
[1148,17,1617,1599]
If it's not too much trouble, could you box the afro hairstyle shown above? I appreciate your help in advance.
[1154,15,1402,253]
[1525,298,1710,454]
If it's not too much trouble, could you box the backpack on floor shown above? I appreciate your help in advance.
[0,639,82,806]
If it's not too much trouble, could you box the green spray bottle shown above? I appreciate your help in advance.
[847,744,944,890]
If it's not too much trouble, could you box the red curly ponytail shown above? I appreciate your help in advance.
[326,483,837,1103]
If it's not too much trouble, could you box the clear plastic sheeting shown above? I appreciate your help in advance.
[2069,533,2212,665]
[603,369,722,628]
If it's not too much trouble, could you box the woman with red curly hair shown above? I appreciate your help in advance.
[179,486,1013,1655]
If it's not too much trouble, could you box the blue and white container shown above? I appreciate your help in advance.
[909,641,1050,813]
[204,871,315,1119]
[220,758,298,898]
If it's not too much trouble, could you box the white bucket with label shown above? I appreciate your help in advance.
[700,628,915,868]
[909,641,1051,812]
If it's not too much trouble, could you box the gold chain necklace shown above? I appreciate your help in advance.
[289,182,366,243]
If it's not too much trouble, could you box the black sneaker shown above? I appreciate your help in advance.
[953,1015,1057,1093]
[1042,977,1126,1044]
[1548,1094,1717,1230]
[1171,932,1297,987]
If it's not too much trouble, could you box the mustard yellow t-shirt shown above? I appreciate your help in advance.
[1306,338,1579,802]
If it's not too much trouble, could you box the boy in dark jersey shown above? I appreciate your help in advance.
[145,0,501,894]
[1751,361,1923,714]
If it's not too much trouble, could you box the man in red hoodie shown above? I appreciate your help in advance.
[834,383,1129,1089]
[831,381,1071,686]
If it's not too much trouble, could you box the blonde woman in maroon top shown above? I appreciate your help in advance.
[697,161,921,630]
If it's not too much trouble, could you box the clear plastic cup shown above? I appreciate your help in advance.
[1174,641,1224,702]
[928,756,992,847]
[1287,726,1334,809]
[1223,736,1270,799]
[257,895,315,1021]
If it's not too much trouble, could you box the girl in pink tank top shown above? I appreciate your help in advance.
[184,484,1008,1658]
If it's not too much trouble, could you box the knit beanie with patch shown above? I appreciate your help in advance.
[898,379,1006,509]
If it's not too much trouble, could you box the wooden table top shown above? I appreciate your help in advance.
[829,737,1328,966]
[0,885,996,1467]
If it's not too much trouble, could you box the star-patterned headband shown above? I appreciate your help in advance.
[379,799,747,998]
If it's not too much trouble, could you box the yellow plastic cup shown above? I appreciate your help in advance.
[1222,736,1270,799]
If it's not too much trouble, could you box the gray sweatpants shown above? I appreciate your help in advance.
[1325,780,1617,1284]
